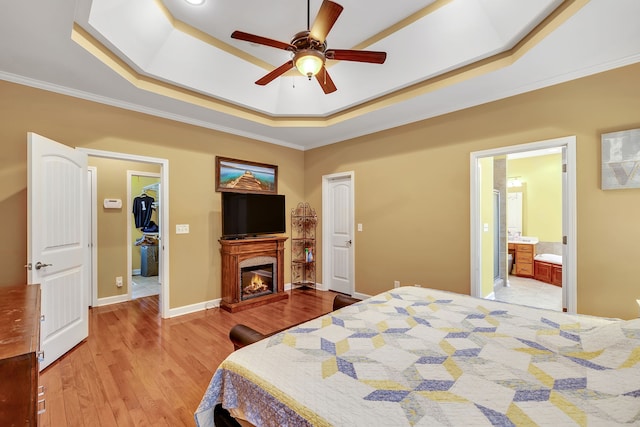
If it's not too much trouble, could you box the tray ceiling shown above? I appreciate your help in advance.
[1,0,640,149]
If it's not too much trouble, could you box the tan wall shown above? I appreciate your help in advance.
[305,62,640,320]
[3,63,640,319]
[0,80,304,308]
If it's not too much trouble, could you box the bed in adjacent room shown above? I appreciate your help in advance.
[195,286,640,426]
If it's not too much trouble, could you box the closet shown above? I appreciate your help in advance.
[135,183,160,276]
[131,175,161,299]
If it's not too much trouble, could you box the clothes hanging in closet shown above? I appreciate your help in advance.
[132,194,155,228]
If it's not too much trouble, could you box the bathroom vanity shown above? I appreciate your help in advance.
[533,253,563,287]
[508,238,538,278]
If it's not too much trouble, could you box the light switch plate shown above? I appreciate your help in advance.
[176,224,190,234]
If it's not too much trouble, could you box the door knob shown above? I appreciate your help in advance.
[35,262,53,270]
[346,239,352,247]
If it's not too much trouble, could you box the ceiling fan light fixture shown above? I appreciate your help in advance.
[231,1,385,93]
[294,50,325,80]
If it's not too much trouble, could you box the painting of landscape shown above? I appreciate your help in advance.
[216,157,277,194]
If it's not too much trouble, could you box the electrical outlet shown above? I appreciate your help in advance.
[176,224,190,234]
[393,280,400,288]
[116,276,123,287]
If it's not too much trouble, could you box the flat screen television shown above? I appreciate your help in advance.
[221,192,286,239]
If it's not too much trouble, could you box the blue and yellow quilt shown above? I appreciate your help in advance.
[196,287,640,426]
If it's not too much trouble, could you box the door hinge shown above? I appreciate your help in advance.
[562,163,567,173]
[563,236,568,245]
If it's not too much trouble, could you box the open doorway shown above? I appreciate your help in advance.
[498,150,562,310]
[470,136,577,313]
[81,148,170,318]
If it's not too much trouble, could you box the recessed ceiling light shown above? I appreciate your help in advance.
[185,0,205,5]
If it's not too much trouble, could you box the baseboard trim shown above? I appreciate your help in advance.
[97,285,352,319]
[93,293,221,318]
[132,269,141,275]
[353,291,371,301]
[94,294,129,307]
[167,299,221,318]
[285,282,325,291]
[166,283,333,318]
[286,283,366,299]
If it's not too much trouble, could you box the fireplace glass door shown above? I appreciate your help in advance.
[240,264,274,300]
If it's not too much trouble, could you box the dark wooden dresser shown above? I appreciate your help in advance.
[0,284,42,426]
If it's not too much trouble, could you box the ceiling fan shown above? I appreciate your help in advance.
[231,0,387,94]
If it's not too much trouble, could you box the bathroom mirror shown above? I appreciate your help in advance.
[507,191,523,238]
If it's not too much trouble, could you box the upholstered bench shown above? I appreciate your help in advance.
[229,294,360,350]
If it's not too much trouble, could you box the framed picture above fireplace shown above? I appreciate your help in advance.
[216,156,278,194]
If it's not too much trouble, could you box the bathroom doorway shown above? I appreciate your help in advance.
[470,136,576,313]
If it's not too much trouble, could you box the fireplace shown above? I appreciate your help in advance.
[240,262,274,301]
[220,236,288,312]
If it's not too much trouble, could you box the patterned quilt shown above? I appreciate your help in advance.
[195,287,640,426]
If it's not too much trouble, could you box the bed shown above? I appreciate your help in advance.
[195,286,640,426]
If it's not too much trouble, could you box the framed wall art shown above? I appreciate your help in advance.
[601,128,640,190]
[215,156,278,194]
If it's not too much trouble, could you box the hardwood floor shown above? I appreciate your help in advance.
[39,289,339,426]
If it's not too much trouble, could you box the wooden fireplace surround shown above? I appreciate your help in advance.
[220,236,288,313]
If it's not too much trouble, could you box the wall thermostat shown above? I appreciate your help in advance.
[103,198,122,209]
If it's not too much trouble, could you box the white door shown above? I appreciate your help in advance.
[27,132,89,371]
[323,174,354,295]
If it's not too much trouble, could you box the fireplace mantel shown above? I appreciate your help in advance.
[220,236,288,312]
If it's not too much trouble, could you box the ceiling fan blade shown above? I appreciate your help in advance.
[325,49,387,64]
[309,0,344,44]
[315,66,337,94]
[231,30,294,51]
[255,61,295,86]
